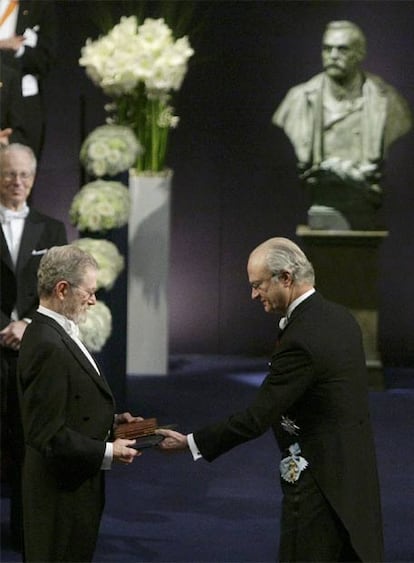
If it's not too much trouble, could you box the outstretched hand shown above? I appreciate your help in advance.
[155,428,189,452]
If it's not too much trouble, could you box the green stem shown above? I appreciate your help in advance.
[113,85,170,173]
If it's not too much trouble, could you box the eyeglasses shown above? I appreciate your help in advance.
[250,272,281,291]
[1,171,34,182]
[68,283,96,299]
[250,279,269,291]
[250,276,275,291]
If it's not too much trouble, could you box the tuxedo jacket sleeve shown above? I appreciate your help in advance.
[0,208,67,328]
[0,63,27,143]
[18,312,116,491]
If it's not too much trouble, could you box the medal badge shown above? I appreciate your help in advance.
[280,442,309,483]
[281,415,300,436]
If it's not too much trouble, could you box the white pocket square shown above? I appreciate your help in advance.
[31,249,48,256]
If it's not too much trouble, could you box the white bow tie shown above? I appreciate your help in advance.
[0,206,29,224]
[64,319,80,340]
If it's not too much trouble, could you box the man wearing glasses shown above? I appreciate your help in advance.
[0,142,67,549]
[17,244,140,562]
[157,237,383,562]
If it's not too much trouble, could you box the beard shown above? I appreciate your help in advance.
[61,301,88,325]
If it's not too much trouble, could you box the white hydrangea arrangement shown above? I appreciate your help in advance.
[69,180,130,232]
[72,238,124,290]
[78,300,112,352]
[79,16,194,173]
[80,124,142,178]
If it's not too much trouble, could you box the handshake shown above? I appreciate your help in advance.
[113,414,189,462]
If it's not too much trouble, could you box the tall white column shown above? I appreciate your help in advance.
[127,171,172,375]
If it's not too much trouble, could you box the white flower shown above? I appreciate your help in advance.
[79,16,194,98]
[157,106,179,128]
[69,180,130,232]
[80,124,142,177]
[78,300,112,352]
[72,238,124,291]
[79,16,194,173]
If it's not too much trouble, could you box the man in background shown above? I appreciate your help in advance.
[0,142,67,549]
[0,0,57,158]
[273,20,412,230]
[157,237,383,562]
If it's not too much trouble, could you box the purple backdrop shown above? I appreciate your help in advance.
[33,1,414,368]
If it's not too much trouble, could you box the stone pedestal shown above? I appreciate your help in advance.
[296,225,388,389]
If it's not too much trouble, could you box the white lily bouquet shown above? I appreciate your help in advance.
[72,238,125,291]
[69,180,130,232]
[80,124,142,178]
[79,16,194,173]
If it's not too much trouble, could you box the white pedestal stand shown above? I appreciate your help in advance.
[126,171,172,375]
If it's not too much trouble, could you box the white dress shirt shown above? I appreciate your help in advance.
[0,203,29,267]
[279,288,316,330]
[0,0,19,40]
[0,203,30,321]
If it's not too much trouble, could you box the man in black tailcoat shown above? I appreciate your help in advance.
[0,0,57,158]
[157,237,383,562]
[17,244,141,561]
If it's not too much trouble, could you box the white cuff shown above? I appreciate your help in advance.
[22,74,39,96]
[187,433,203,461]
[101,442,113,470]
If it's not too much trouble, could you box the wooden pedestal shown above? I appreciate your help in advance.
[296,225,388,390]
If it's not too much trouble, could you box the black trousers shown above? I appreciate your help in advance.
[1,350,24,550]
[279,469,360,562]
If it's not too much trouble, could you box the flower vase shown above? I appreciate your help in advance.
[126,170,172,375]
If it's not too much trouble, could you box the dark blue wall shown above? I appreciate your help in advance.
[33,1,414,369]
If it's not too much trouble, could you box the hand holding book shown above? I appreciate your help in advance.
[115,418,177,449]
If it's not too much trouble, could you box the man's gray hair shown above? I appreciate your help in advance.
[324,20,367,57]
[261,237,315,285]
[38,245,98,297]
[0,143,37,175]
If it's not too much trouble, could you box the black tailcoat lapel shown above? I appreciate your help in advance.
[37,313,114,401]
